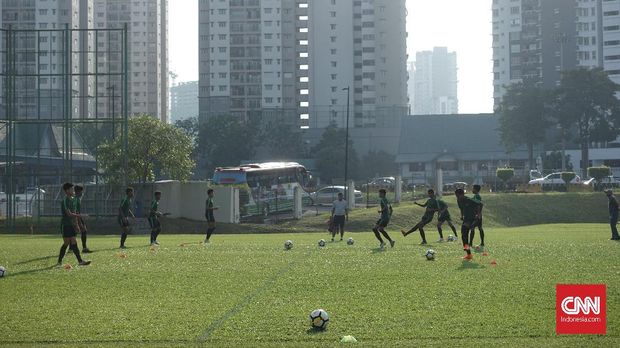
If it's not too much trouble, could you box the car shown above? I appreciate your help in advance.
[361,177,397,192]
[443,182,468,193]
[311,186,363,205]
[529,170,543,181]
[528,172,581,185]
[582,176,620,188]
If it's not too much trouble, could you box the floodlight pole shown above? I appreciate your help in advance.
[343,86,350,198]
[554,33,568,172]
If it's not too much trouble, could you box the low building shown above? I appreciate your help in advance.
[396,114,532,186]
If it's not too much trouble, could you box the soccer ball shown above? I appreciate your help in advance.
[318,239,326,247]
[284,240,293,250]
[0,266,6,278]
[447,235,456,242]
[347,237,354,245]
[309,309,329,330]
[425,249,436,261]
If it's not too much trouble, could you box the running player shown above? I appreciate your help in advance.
[57,182,91,266]
[455,188,482,260]
[469,184,485,247]
[436,198,458,239]
[74,185,91,253]
[118,187,136,249]
[401,189,439,244]
[372,189,395,249]
[149,191,163,246]
[204,189,218,243]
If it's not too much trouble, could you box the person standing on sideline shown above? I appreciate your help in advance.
[331,192,349,242]
[606,189,620,240]
[205,189,218,243]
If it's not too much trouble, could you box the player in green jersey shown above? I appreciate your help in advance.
[373,189,395,249]
[57,182,91,266]
[118,187,136,249]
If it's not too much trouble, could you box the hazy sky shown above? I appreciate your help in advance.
[169,0,493,114]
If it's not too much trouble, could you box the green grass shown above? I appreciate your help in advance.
[0,224,618,347]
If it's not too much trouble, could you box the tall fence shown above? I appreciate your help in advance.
[0,26,129,232]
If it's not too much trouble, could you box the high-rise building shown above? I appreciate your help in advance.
[93,0,169,122]
[412,47,458,115]
[407,61,414,114]
[308,0,408,128]
[198,0,309,125]
[602,0,620,97]
[170,81,199,124]
[492,0,620,107]
[0,0,94,120]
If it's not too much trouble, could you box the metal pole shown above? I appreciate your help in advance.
[123,24,129,185]
[555,33,567,172]
[342,86,350,197]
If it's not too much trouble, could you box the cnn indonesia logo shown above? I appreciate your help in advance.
[556,284,606,335]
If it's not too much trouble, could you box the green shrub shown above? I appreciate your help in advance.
[587,166,611,182]
[561,172,576,185]
[496,168,515,183]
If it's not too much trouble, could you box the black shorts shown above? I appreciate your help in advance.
[61,224,77,238]
[148,217,161,229]
[206,215,216,223]
[333,215,345,229]
[78,217,87,229]
[376,218,389,228]
[472,217,483,228]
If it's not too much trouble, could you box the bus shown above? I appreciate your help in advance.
[212,162,314,217]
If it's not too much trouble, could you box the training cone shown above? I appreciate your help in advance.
[149,246,156,252]
[117,252,127,259]
[490,259,497,266]
[178,243,186,247]
[482,252,489,256]
[340,335,358,343]
[63,263,73,270]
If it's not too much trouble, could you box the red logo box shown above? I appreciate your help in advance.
[556,284,606,335]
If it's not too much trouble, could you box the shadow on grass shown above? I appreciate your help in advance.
[457,260,486,271]
[306,327,327,335]
[7,265,57,278]
[14,245,147,265]
[371,247,386,253]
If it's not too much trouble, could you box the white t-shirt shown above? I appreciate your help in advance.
[332,199,348,216]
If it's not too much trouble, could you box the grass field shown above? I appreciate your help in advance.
[0,223,618,347]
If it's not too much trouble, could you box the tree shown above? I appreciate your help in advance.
[587,166,611,184]
[543,151,573,171]
[98,115,195,183]
[261,119,306,159]
[174,117,199,147]
[312,124,360,183]
[359,151,398,180]
[561,172,576,191]
[496,168,514,183]
[498,83,551,169]
[199,115,260,174]
[556,68,620,175]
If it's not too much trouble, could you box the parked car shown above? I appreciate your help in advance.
[582,176,620,188]
[529,170,543,181]
[528,172,581,185]
[443,182,468,193]
[311,186,363,205]
[361,177,398,192]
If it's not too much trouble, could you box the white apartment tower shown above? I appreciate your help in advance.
[198,0,310,125]
[93,0,169,122]
[412,47,458,115]
[308,0,408,128]
[170,81,199,124]
[1,0,94,120]
[493,0,620,108]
